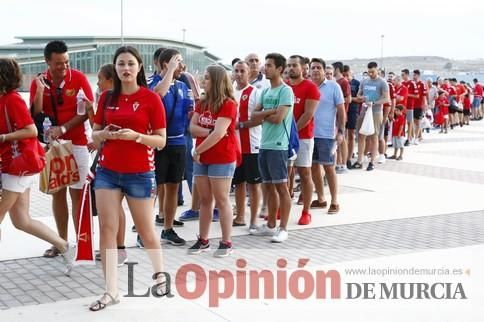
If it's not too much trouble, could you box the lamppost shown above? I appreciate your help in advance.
[120,0,125,45]
[380,34,384,72]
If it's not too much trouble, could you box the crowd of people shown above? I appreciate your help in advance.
[1,40,483,311]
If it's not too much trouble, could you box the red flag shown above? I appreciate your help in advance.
[74,170,95,264]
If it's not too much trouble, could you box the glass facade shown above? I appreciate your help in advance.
[0,37,224,91]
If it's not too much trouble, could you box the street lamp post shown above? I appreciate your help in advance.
[381,34,384,72]
[120,0,125,45]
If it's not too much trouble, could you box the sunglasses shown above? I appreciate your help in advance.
[55,87,63,106]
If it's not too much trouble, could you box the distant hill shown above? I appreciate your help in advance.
[329,56,484,75]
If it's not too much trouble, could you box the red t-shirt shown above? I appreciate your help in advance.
[384,81,396,108]
[29,69,94,145]
[336,77,351,112]
[463,97,471,110]
[395,84,408,109]
[402,80,417,109]
[289,79,320,139]
[474,84,483,98]
[455,84,467,102]
[194,99,238,164]
[440,83,450,94]
[447,86,457,96]
[435,97,449,115]
[414,80,428,108]
[392,114,405,137]
[94,87,166,173]
[0,91,37,173]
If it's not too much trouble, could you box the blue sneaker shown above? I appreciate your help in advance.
[179,209,199,221]
[212,208,219,222]
[136,234,144,248]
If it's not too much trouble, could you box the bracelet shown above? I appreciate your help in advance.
[60,125,67,135]
[0,134,5,143]
[135,134,143,143]
[239,122,244,129]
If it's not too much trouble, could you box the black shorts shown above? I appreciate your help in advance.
[463,109,471,116]
[232,154,262,185]
[449,106,458,114]
[154,145,186,184]
[413,108,423,120]
[345,105,359,130]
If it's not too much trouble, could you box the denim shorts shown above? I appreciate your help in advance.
[258,149,288,184]
[472,97,482,109]
[312,138,336,165]
[193,162,236,178]
[93,167,156,199]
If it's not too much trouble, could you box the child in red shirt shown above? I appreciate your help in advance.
[435,91,449,133]
[389,105,405,160]
[463,93,471,125]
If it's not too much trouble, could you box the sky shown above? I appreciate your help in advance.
[1,0,484,64]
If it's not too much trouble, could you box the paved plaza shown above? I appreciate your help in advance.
[1,121,483,321]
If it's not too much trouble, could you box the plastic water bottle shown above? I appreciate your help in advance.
[43,117,52,143]
[76,89,86,115]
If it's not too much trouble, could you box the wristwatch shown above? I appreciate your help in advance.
[337,128,345,135]
[239,122,244,129]
[135,134,143,143]
[60,125,67,135]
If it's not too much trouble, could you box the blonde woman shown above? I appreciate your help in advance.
[188,65,238,257]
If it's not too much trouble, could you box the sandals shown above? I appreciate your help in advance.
[43,246,60,258]
[232,220,246,227]
[310,200,327,209]
[152,272,171,297]
[89,292,120,312]
[328,204,340,214]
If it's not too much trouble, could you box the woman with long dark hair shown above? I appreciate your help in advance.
[90,46,168,311]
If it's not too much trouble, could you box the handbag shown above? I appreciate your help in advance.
[359,104,375,136]
[4,104,46,176]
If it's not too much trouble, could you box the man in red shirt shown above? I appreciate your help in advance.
[472,78,483,120]
[30,40,94,258]
[332,62,351,171]
[287,55,320,225]
[412,70,428,143]
[401,69,417,146]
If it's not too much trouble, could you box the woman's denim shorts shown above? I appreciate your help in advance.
[94,167,156,199]
[193,162,236,179]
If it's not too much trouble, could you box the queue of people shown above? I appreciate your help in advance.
[1,40,483,311]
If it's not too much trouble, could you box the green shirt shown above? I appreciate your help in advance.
[259,83,294,150]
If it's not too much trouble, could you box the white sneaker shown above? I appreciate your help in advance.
[377,154,386,164]
[271,227,288,243]
[249,224,275,236]
[62,242,76,276]
[413,139,419,145]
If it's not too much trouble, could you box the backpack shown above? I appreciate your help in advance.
[284,117,299,160]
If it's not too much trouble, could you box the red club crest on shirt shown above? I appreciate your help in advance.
[133,102,140,111]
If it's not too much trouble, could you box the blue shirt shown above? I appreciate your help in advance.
[314,79,344,139]
[150,75,193,146]
[349,78,360,112]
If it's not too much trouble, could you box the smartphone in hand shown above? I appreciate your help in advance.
[107,124,121,132]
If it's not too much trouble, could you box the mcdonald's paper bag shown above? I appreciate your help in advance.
[39,140,80,194]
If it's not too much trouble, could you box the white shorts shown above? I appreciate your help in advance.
[70,145,91,189]
[1,173,38,193]
[294,138,315,168]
